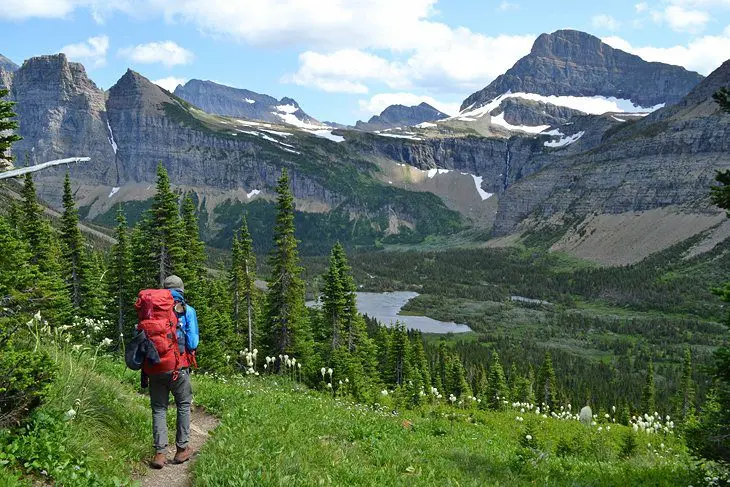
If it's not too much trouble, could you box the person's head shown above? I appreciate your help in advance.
[163,275,184,292]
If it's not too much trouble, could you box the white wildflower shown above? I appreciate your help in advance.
[525,434,532,441]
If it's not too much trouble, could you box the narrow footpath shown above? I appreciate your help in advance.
[140,407,219,487]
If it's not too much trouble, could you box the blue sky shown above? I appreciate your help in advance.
[1,0,729,124]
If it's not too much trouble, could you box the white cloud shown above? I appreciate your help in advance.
[0,0,87,20]
[635,2,649,13]
[286,50,409,94]
[287,33,534,95]
[152,76,187,92]
[358,92,460,117]
[60,35,109,68]
[497,1,519,11]
[659,5,710,32]
[118,41,193,68]
[603,34,730,74]
[591,14,621,31]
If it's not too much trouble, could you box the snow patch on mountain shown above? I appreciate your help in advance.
[106,119,118,154]
[247,189,261,199]
[471,175,494,200]
[244,98,255,104]
[491,113,550,134]
[307,129,345,143]
[543,130,585,148]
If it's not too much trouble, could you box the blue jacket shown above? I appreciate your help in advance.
[169,289,199,351]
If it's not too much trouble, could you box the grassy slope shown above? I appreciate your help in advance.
[192,374,693,487]
[2,353,700,486]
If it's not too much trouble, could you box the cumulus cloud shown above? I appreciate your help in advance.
[60,35,109,68]
[152,76,187,92]
[635,2,649,13]
[603,33,730,74]
[591,14,621,31]
[285,50,409,94]
[118,41,194,68]
[358,92,460,117]
[287,33,534,95]
[497,1,519,11]
[656,5,710,32]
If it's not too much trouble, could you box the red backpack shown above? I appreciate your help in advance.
[135,289,188,377]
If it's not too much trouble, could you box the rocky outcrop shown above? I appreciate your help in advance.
[494,98,584,126]
[0,54,17,73]
[8,54,116,184]
[491,59,730,236]
[462,30,703,111]
[174,79,321,127]
[355,102,448,131]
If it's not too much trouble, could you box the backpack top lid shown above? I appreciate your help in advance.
[135,289,176,323]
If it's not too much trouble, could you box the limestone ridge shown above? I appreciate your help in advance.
[0,54,18,73]
[460,29,704,123]
[174,79,322,127]
[355,103,449,131]
[490,57,730,236]
[8,54,116,184]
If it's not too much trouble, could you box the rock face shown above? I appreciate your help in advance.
[461,30,704,112]
[7,54,116,183]
[0,54,18,72]
[174,79,322,127]
[355,102,448,131]
[490,59,730,236]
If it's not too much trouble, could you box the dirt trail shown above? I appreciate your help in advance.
[140,407,219,487]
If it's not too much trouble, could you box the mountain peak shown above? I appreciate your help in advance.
[460,29,704,113]
[0,54,18,72]
[355,102,448,131]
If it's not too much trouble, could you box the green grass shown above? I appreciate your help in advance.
[191,374,697,486]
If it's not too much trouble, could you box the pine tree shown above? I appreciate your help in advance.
[486,352,509,409]
[0,88,22,171]
[180,195,207,301]
[445,354,472,399]
[19,172,72,324]
[387,323,411,386]
[411,331,431,390]
[678,347,695,420]
[60,173,88,312]
[147,163,185,287]
[230,218,258,350]
[264,169,313,366]
[107,207,133,341]
[642,359,656,414]
[536,352,559,408]
[321,243,346,350]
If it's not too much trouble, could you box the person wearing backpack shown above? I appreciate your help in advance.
[134,275,199,469]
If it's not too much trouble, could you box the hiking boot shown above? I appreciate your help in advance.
[150,452,167,469]
[172,446,192,464]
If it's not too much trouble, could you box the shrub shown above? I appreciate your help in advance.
[0,343,55,428]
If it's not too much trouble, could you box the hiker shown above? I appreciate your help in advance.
[134,275,199,469]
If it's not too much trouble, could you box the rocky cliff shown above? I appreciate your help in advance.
[462,30,703,112]
[490,58,730,236]
[174,79,322,127]
[355,102,448,131]
[0,54,17,73]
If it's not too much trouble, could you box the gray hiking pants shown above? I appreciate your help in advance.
[148,368,192,453]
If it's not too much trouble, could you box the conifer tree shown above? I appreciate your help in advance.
[536,352,559,408]
[107,207,133,341]
[19,173,72,324]
[60,173,88,312]
[321,243,346,350]
[436,341,449,392]
[387,323,411,386]
[445,354,472,399]
[0,88,21,171]
[411,331,431,390]
[230,218,257,350]
[642,359,656,414]
[486,352,509,409]
[180,195,207,301]
[264,169,313,366]
[146,163,185,287]
[678,347,695,420]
